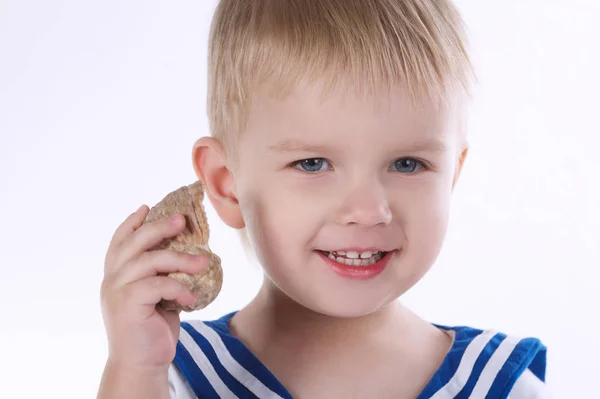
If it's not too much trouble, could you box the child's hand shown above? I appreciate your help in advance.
[100,205,209,370]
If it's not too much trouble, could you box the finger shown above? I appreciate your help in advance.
[158,307,184,341]
[116,249,208,286]
[109,205,149,250]
[105,205,149,272]
[114,213,187,271]
[123,276,196,308]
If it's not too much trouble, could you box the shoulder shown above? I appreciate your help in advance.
[169,314,241,398]
[509,368,553,399]
[168,315,237,399]
[427,324,550,398]
[168,362,196,399]
[168,313,291,399]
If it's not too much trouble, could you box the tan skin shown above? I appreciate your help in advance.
[228,287,455,398]
[97,80,467,398]
[98,210,209,399]
[192,82,468,398]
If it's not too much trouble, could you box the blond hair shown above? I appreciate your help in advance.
[207,0,475,153]
[206,0,476,252]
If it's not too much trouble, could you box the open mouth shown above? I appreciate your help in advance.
[318,250,387,267]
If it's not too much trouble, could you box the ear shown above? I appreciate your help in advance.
[451,143,469,191]
[192,137,245,229]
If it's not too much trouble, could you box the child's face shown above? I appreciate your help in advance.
[232,81,466,317]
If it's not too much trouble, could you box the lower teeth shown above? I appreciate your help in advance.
[326,252,384,266]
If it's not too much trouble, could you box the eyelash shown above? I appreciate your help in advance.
[291,158,428,174]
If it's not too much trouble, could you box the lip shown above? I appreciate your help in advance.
[317,250,393,280]
[320,247,392,253]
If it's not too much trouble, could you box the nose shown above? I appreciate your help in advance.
[334,181,392,227]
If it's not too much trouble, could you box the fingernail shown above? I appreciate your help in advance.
[170,214,182,223]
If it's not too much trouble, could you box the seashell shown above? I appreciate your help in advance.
[143,180,222,312]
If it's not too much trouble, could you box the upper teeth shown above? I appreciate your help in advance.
[326,250,385,267]
[333,251,378,259]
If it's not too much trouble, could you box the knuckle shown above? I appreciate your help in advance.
[163,214,178,224]
[160,276,179,292]
[104,251,121,273]
[151,276,164,289]
[140,249,165,268]
[108,252,125,273]
[135,216,183,247]
[165,214,185,230]
[100,279,109,298]
[100,276,115,298]
[168,249,188,262]
[137,219,165,241]
[136,250,151,264]
[115,215,135,236]
[115,233,133,252]
[150,249,180,265]
[150,215,170,229]
[130,222,148,239]
[145,276,167,296]
[100,280,119,311]
[121,284,137,304]
[103,256,112,273]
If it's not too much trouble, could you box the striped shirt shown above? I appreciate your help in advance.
[169,311,551,398]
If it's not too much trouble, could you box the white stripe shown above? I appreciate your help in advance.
[188,320,286,399]
[168,363,196,399]
[509,369,553,399]
[468,335,522,398]
[430,330,497,399]
[178,328,239,399]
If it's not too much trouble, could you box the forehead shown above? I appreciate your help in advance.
[243,79,457,148]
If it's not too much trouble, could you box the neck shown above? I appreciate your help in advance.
[233,277,411,354]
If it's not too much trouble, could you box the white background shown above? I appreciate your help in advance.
[1,1,598,397]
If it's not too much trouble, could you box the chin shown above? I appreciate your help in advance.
[290,284,397,319]
[260,250,416,319]
[313,304,384,319]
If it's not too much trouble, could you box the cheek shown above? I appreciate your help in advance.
[240,171,327,232]
[402,178,452,260]
[239,188,316,292]
[238,180,315,266]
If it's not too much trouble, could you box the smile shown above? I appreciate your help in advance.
[317,250,393,280]
[319,250,386,267]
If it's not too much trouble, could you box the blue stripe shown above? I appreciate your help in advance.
[181,321,258,398]
[206,315,293,399]
[528,342,547,382]
[486,337,546,399]
[454,332,507,398]
[417,325,486,399]
[174,341,220,399]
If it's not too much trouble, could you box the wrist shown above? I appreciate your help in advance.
[105,357,170,379]
[98,359,170,399]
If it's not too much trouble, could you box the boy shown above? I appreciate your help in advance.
[98,0,551,398]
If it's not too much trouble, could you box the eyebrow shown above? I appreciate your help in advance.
[268,140,332,154]
[269,138,448,154]
[404,139,448,153]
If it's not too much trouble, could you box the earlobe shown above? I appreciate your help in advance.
[192,137,245,229]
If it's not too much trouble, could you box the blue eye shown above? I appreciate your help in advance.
[391,158,424,173]
[294,158,330,172]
